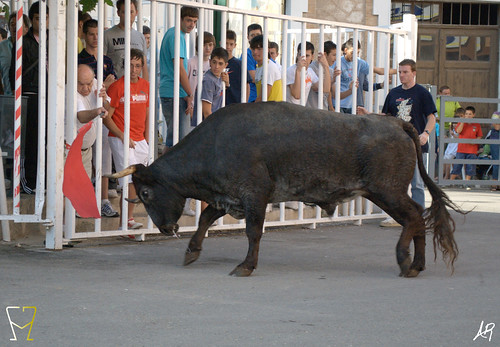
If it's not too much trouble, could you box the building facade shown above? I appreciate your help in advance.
[302,0,499,116]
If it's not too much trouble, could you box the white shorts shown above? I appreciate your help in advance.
[92,126,113,175]
[108,137,149,187]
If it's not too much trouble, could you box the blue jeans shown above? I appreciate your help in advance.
[160,97,191,147]
[490,143,499,180]
[451,152,477,177]
[411,153,428,209]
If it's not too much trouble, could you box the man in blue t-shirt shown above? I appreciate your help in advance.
[383,59,436,209]
[159,6,198,148]
[359,59,436,227]
[243,23,262,103]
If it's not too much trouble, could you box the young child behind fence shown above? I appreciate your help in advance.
[450,106,483,188]
[443,108,464,180]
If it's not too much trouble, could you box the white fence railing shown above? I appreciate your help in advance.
[0,0,416,248]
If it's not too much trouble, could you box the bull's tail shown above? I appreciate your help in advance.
[402,122,465,272]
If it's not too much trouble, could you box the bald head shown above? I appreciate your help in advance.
[77,64,95,96]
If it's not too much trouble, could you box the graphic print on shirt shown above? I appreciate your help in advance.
[119,91,148,104]
[396,97,412,122]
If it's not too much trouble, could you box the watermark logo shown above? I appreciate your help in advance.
[473,320,495,342]
[5,306,37,341]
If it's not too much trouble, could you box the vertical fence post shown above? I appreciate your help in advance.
[240,14,248,104]
[317,24,324,110]
[220,10,227,108]
[281,19,288,102]
[64,0,78,240]
[367,30,374,113]
[173,4,181,146]
[384,33,391,95]
[299,21,306,106]
[196,8,205,127]
[35,0,47,216]
[335,27,342,111]
[262,17,268,102]
[120,0,132,231]
[94,0,105,233]
[351,28,358,114]
[45,0,66,249]
[147,0,158,232]
[13,1,23,215]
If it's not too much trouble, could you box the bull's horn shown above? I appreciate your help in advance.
[125,197,141,204]
[105,165,136,179]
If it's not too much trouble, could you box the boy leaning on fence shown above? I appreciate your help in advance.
[450,106,483,188]
[193,47,229,124]
[103,49,149,231]
[442,108,464,180]
[159,5,199,148]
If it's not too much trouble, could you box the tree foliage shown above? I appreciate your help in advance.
[80,0,114,14]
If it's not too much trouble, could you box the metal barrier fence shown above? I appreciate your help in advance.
[436,96,500,187]
[0,0,416,248]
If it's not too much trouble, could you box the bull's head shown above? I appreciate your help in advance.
[107,164,184,235]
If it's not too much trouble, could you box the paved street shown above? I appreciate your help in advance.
[0,188,499,346]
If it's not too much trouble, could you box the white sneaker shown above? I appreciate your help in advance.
[265,204,272,213]
[285,201,299,210]
[183,199,196,216]
[127,218,143,229]
[380,217,401,227]
[108,189,119,199]
[183,208,196,216]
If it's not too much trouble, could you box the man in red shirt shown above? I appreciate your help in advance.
[450,106,483,187]
[104,48,149,230]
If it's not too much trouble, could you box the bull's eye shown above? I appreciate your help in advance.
[140,187,153,202]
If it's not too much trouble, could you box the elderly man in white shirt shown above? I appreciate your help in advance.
[67,64,119,217]
[69,64,110,177]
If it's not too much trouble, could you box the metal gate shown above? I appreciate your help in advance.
[0,0,416,248]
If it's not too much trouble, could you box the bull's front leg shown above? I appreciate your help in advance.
[229,208,266,277]
[184,205,225,266]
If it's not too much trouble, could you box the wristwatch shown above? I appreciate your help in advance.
[424,130,430,135]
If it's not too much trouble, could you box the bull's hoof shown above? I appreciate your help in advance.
[184,250,201,266]
[404,268,421,278]
[229,265,254,277]
[398,257,412,277]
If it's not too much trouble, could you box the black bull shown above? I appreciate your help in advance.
[111,102,462,277]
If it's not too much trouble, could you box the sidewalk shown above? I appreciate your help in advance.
[2,186,499,246]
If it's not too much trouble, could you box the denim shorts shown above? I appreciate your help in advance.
[451,152,477,177]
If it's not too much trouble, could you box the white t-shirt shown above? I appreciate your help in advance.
[65,78,98,149]
[286,64,319,105]
[187,56,210,102]
[255,59,281,87]
[103,25,147,79]
[76,79,99,149]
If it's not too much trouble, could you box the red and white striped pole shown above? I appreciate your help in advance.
[13,2,23,214]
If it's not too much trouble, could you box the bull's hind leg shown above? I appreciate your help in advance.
[184,205,225,266]
[369,193,426,277]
